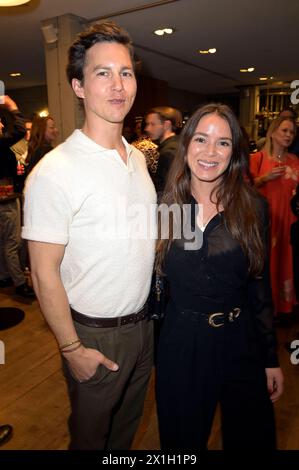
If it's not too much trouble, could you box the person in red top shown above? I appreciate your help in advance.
[250,116,299,316]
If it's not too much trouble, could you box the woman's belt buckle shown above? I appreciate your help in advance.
[208,308,241,328]
[228,307,241,322]
[208,312,225,328]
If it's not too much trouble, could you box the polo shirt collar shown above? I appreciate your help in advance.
[71,129,134,171]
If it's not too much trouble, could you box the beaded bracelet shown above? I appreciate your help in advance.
[59,338,81,351]
[60,342,82,354]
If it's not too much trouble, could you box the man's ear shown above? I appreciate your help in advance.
[72,78,85,99]
[164,119,172,132]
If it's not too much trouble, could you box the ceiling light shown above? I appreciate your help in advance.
[240,67,255,73]
[9,72,21,77]
[199,48,217,54]
[38,109,49,117]
[153,28,174,36]
[259,77,268,81]
[0,0,31,6]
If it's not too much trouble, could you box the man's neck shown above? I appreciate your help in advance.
[82,118,127,164]
[82,118,123,147]
[160,130,175,144]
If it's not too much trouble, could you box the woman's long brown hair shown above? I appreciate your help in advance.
[27,115,53,162]
[156,103,265,276]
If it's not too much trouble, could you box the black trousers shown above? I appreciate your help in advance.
[156,304,276,450]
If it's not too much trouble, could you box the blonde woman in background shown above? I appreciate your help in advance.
[250,116,299,317]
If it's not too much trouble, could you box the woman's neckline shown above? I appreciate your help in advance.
[270,149,287,164]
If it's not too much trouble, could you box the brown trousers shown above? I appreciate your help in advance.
[63,317,153,450]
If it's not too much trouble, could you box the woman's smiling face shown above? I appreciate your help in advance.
[187,112,233,185]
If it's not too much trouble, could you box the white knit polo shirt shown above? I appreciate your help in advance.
[22,129,157,317]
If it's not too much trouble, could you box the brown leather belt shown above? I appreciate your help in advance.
[70,305,148,328]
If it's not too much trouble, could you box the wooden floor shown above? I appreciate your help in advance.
[1,286,299,450]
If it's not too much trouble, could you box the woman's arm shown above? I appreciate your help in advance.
[0,96,26,148]
[249,151,286,187]
[247,198,283,399]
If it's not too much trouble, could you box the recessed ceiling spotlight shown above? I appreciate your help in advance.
[199,48,217,54]
[240,67,255,73]
[0,0,30,6]
[154,28,174,36]
[39,109,49,117]
[9,72,21,77]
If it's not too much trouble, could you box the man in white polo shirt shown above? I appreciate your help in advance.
[22,22,156,450]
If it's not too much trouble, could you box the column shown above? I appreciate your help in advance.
[239,85,259,141]
[41,14,85,142]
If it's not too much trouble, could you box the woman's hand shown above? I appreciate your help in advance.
[255,166,286,187]
[264,165,286,182]
[265,367,284,402]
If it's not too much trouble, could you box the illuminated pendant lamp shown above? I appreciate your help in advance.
[0,0,31,6]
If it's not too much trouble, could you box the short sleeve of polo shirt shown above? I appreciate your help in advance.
[22,164,72,245]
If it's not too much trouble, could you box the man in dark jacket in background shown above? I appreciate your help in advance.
[145,106,182,194]
[0,95,34,298]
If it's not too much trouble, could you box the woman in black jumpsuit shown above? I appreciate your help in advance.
[156,103,283,450]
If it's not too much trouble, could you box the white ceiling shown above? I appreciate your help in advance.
[0,0,299,95]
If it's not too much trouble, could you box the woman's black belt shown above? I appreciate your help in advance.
[70,305,148,328]
[178,307,241,328]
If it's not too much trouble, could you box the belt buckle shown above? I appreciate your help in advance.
[208,312,224,328]
[228,307,241,322]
